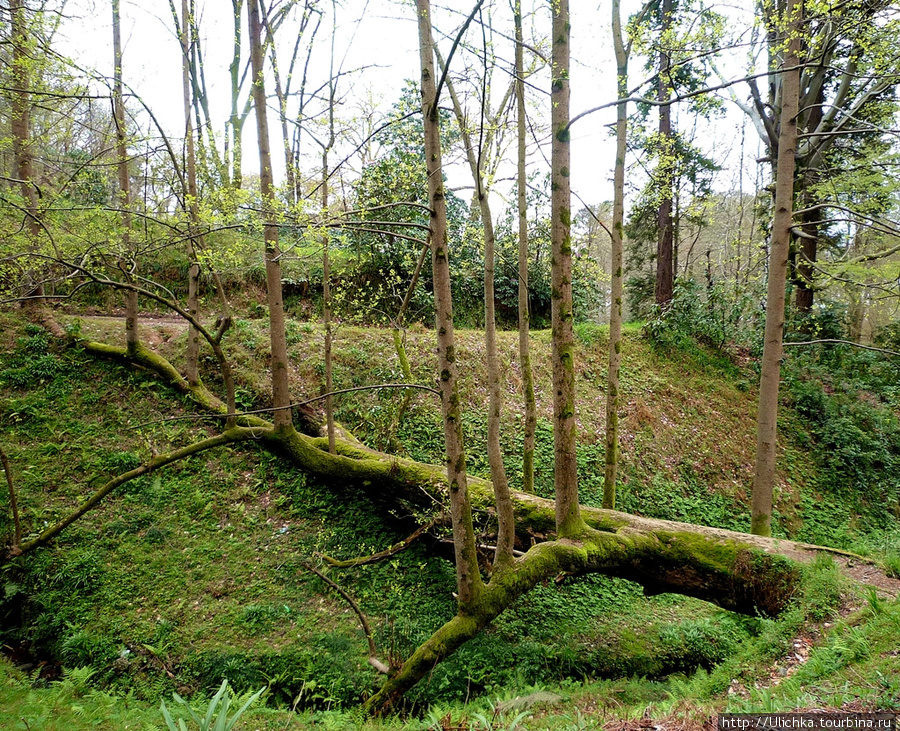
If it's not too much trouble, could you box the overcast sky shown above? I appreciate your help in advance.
[55,0,764,210]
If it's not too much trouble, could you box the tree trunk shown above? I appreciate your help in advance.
[605,0,628,510]
[416,0,482,605]
[793,188,818,316]
[229,0,246,189]
[42,333,844,716]
[439,37,515,567]
[550,0,582,537]
[322,149,336,453]
[655,0,674,307]
[112,0,139,356]
[751,0,802,537]
[515,0,537,495]
[248,0,293,431]
[9,0,44,303]
[180,0,202,387]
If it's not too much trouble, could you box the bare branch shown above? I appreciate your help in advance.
[298,560,389,674]
[0,447,22,548]
[783,340,900,358]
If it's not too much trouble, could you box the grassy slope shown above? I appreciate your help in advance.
[1,310,899,729]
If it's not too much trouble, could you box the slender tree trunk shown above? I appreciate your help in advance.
[751,0,802,537]
[439,40,514,568]
[605,0,628,510]
[515,0,536,495]
[550,0,582,536]
[258,0,297,206]
[112,0,139,356]
[229,0,245,189]
[248,0,293,431]
[655,0,674,307]
[482,183,515,566]
[416,0,482,604]
[9,0,43,302]
[391,242,429,433]
[180,0,202,386]
[794,187,818,316]
[322,149,336,453]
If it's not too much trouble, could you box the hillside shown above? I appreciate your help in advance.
[1,309,899,728]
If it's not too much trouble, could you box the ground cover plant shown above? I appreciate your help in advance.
[2,307,899,727]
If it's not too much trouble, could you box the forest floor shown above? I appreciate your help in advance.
[1,309,899,729]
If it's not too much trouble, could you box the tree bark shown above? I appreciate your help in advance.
[751,0,802,537]
[515,0,537,495]
[322,149,336,453]
[605,0,628,510]
[416,0,482,605]
[655,0,674,307]
[179,0,202,386]
[248,0,293,431]
[112,0,139,357]
[9,0,43,302]
[550,0,582,537]
[439,39,515,567]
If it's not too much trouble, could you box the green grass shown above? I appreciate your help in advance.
[2,309,899,723]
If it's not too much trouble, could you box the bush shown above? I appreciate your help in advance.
[643,278,763,352]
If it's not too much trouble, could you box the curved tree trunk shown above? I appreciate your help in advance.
[439,39,515,567]
[20,328,866,715]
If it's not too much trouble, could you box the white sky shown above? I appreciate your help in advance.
[54,0,764,210]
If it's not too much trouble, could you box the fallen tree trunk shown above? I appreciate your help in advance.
[267,424,813,713]
[48,340,885,713]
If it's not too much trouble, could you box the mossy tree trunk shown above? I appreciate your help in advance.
[751,0,801,537]
[248,0,293,432]
[550,0,583,537]
[15,325,824,714]
[440,42,516,568]
[515,1,537,495]
[416,0,482,605]
[112,0,140,356]
[604,0,628,511]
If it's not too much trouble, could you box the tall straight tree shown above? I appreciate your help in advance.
[416,0,481,604]
[550,0,582,535]
[247,0,293,431]
[731,0,899,314]
[604,0,630,509]
[178,0,202,386]
[9,0,43,302]
[655,0,674,306]
[515,0,537,494]
[751,0,802,536]
[112,0,139,356]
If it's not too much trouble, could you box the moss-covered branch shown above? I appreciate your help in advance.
[64,339,856,713]
[364,525,800,713]
[317,519,440,568]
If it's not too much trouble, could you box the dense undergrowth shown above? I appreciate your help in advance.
[1,305,899,729]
